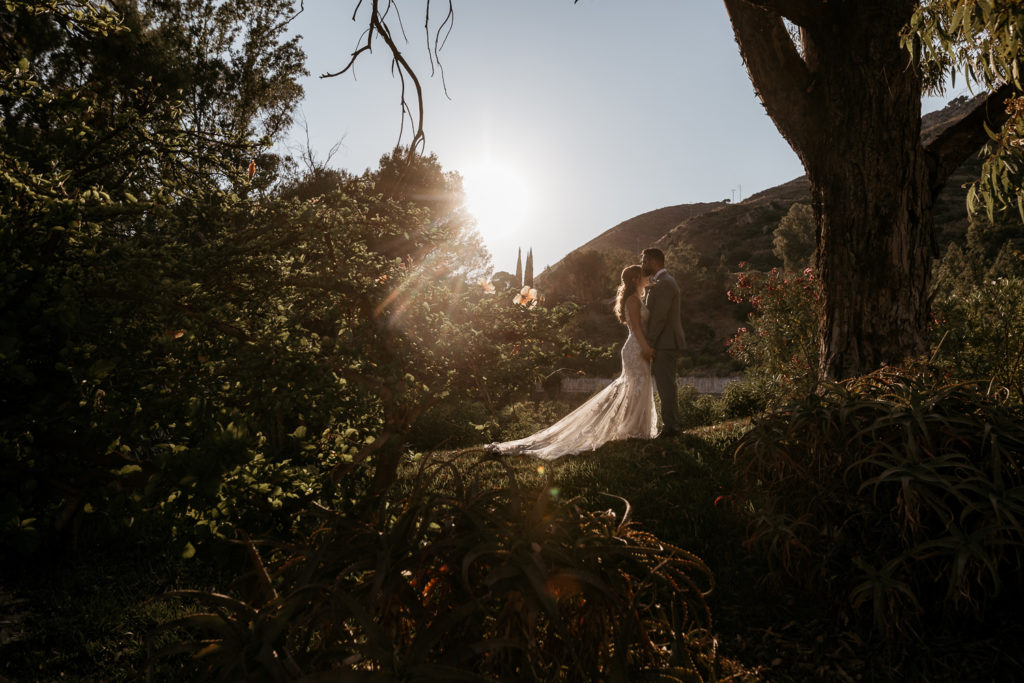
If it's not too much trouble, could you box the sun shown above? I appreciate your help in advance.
[461,161,531,239]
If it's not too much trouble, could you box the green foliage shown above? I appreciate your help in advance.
[152,458,717,681]
[0,0,310,549]
[1,0,583,551]
[408,400,495,449]
[933,210,1024,292]
[907,2,1024,221]
[0,543,213,681]
[931,222,1024,403]
[675,386,721,430]
[717,379,769,419]
[734,366,1024,642]
[672,381,768,431]
[771,202,815,271]
[489,269,519,292]
[726,267,820,405]
[932,276,1024,403]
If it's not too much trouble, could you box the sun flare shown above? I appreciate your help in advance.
[462,162,531,239]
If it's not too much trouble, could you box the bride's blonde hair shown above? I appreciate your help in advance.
[614,264,644,324]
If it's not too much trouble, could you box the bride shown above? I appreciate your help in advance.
[488,264,658,460]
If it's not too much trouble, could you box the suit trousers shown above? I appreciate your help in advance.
[651,349,679,432]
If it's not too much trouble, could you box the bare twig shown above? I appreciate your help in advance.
[427,0,453,98]
[292,110,345,176]
[321,1,455,152]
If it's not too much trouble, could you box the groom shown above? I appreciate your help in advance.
[641,247,687,439]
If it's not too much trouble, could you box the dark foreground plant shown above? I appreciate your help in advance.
[734,366,1024,643]
[149,456,716,681]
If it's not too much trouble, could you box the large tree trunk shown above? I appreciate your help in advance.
[723,0,1015,380]
[807,9,932,378]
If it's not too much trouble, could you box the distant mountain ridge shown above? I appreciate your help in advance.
[570,202,727,258]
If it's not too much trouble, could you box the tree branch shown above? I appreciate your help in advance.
[723,0,818,159]
[739,0,822,27]
[924,82,1020,195]
[425,0,453,99]
[321,0,433,152]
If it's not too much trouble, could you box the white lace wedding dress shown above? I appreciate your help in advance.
[488,302,657,460]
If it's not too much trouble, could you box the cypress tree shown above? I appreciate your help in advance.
[525,248,534,287]
[515,248,523,287]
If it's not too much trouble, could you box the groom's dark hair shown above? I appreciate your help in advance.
[642,247,665,265]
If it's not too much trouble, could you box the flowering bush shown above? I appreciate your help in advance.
[727,266,820,405]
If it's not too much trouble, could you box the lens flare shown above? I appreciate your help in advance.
[462,162,531,239]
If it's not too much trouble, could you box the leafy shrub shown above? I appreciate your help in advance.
[673,380,768,431]
[675,385,719,429]
[408,400,495,449]
[932,276,1024,404]
[772,202,816,271]
[717,379,769,419]
[727,267,820,405]
[151,457,717,681]
[734,366,1024,641]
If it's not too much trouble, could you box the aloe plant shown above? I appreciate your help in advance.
[734,366,1024,641]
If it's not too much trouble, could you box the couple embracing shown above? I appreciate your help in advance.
[490,248,686,460]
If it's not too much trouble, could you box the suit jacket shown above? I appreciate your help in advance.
[644,271,687,351]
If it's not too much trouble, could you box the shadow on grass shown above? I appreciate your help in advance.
[0,536,223,682]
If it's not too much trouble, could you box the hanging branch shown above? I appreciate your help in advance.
[321,1,453,153]
[426,0,454,98]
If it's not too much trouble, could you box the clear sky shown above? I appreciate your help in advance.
[283,1,964,275]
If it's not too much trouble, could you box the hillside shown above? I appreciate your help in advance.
[656,176,811,270]
[571,202,727,257]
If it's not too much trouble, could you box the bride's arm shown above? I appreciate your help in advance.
[625,296,655,360]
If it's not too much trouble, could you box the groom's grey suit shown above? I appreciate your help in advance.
[644,270,686,433]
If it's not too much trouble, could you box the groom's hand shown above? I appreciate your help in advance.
[643,347,655,362]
